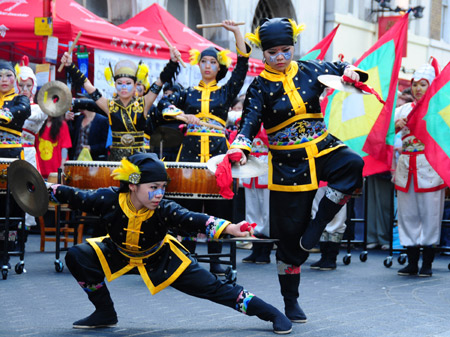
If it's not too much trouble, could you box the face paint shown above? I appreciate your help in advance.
[148,188,165,200]
[115,83,133,93]
[269,51,292,63]
[200,59,218,72]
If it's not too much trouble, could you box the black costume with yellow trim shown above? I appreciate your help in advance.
[0,88,30,158]
[107,96,147,161]
[54,186,230,294]
[230,59,364,265]
[157,44,251,163]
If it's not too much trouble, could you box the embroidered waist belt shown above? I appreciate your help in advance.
[112,131,144,149]
[268,120,328,148]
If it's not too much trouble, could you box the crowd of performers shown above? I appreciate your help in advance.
[0,16,447,335]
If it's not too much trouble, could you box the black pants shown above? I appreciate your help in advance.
[66,243,245,310]
[270,147,364,266]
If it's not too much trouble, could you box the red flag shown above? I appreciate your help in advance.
[322,13,409,176]
[360,13,409,169]
[407,61,450,186]
[300,24,340,61]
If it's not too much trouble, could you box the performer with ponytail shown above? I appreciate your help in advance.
[60,47,180,161]
[227,18,365,323]
[157,20,251,275]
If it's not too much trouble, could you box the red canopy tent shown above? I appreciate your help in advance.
[119,3,264,77]
[0,0,171,64]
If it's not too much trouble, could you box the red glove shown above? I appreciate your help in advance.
[215,152,242,199]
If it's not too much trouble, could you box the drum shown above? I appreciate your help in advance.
[63,160,229,199]
[0,158,17,190]
[165,162,229,199]
[63,160,120,189]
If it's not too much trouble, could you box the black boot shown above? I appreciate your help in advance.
[419,246,434,277]
[73,285,118,329]
[242,244,261,263]
[320,241,340,271]
[310,242,328,270]
[255,242,273,264]
[209,241,226,275]
[278,273,307,323]
[246,296,292,334]
[398,246,420,276]
[300,196,346,251]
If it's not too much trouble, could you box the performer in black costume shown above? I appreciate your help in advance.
[228,18,365,323]
[0,60,31,158]
[50,153,293,334]
[157,20,251,274]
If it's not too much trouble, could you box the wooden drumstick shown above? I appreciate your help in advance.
[175,115,224,131]
[58,31,82,73]
[158,30,187,68]
[196,22,245,29]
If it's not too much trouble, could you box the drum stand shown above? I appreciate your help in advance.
[1,178,26,280]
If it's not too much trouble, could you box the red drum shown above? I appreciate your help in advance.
[0,158,17,191]
[63,160,229,199]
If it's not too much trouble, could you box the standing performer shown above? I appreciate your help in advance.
[50,153,292,334]
[0,59,31,158]
[241,125,273,264]
[227,18,364,323]
[60,47,180,161]
[394,62,446,277]
[16,56,47,228]
[157,20,251,274]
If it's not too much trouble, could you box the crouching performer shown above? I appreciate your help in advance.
[49,153,292,334]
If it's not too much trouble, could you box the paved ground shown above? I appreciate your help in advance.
[2,234,450,337]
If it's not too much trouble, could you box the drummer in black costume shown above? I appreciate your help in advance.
[157,20,251,274]
[60,47,180,161]
[51,152,293,334]
[0,60,31,159]
[228,18,365,323]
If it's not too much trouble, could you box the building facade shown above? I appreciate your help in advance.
[77,0,450,79]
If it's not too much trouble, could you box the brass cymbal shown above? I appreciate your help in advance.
[150,125,184,148]
[8,160,48,217]
[318,75,371,95]
[37,81,72,117]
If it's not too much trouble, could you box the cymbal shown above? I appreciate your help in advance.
[37,81,73,117]
[318,75,371,95]
[150,125,184,148]
[207,154,268,179]
[8,160,48,217]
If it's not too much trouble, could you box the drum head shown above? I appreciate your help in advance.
[207,154,268,179]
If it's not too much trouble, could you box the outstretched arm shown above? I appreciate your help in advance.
[222,20,246,55]
[60,52,109,115]
[143,46,181,115]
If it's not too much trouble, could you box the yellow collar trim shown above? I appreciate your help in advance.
[260,62,306,115]
[119,193,154,250]
[260,62,298,82]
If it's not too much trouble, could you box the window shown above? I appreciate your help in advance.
[75,0,109,21]
[443,0,449,42]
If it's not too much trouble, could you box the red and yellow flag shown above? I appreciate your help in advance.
[300,24,340,61]
[407,61,450,187]
[322,13,409,176]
